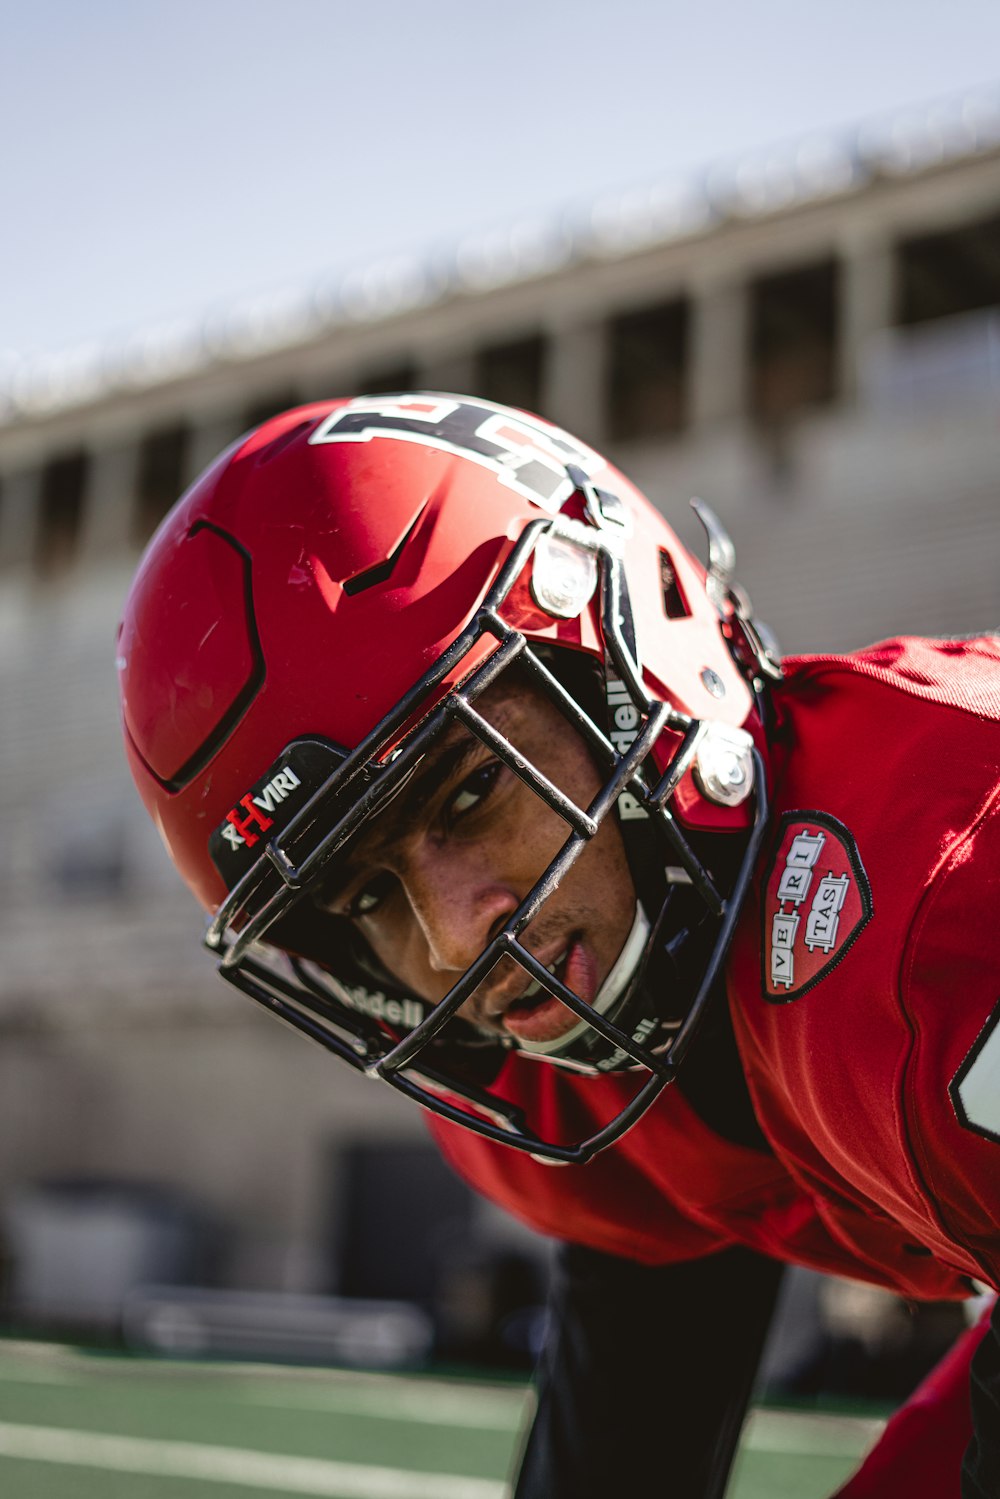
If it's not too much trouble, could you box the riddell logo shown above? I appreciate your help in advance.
[606,675,648,822]
[222,770,302,851]
[340,982,424,1032]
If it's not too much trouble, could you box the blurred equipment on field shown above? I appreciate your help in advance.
[0,1145,548,1370]
[1,1178,212,1335]
[123,1284,433,1366]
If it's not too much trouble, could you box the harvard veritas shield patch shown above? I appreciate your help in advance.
[761,811,872,1003]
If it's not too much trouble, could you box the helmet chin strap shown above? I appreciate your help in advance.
[514,902,652,1059]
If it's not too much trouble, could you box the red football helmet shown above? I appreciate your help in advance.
[118,394,778,1163]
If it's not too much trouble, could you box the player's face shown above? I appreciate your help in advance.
[320,679,637,1044]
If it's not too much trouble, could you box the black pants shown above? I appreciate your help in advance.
[513,1242,785,1499]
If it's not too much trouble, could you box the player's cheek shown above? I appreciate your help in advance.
[510,797,571,881]
[365,909,427,994]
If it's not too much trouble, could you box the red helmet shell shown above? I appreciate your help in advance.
[118,395,752,912]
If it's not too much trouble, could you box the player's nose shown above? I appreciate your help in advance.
[405,845,518,976]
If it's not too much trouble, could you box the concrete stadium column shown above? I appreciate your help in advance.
[0,467,42,571]
[690,276,749,431]
[80,440,140,562]
[543,319,607,447]
[415,350,477,394]
[838,232,895,404]
[184,413,247,485]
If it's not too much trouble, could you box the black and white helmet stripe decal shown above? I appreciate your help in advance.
[309,394,607,513]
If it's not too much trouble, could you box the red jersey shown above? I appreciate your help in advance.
[429,635,1000,1301]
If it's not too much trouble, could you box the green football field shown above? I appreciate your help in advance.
[0,1340,882,1498]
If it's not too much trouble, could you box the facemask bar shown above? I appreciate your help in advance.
[204,506,769,1163]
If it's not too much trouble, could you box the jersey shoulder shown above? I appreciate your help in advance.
[731,634,1000,1287]
[783,633,1000,721]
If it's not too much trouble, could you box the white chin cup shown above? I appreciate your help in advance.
[516,903,651,1058]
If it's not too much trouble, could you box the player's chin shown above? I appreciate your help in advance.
[502,993,582,1043]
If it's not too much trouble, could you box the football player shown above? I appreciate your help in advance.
[118,394,1000,1498]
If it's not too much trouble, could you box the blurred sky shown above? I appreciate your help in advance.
[4,0,1000,365]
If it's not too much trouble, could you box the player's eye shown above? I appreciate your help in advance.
[446,761,501,823]
[347,871,397,919]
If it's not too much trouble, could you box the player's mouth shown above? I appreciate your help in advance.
[499,935,596,1044]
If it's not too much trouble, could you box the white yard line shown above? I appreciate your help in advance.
[0,1342,883,1466]
[240,1381,528,1430]
[0,1345,527,1430]
[0,1423,508,1499]
[743,1408,884,1458]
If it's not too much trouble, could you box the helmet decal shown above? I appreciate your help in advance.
[310,393,606,512]
[209,740,344,879]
